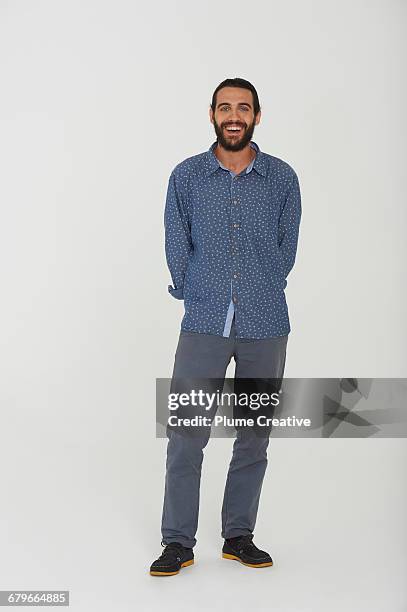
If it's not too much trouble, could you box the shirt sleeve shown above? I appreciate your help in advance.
[164,170,193,300]
[278,171,302,278]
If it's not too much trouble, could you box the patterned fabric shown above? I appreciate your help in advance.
[217,143,256,337]
[164,140,302,339]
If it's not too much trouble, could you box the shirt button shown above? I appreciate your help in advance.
[233,274,238,279]
[233,223,239,228]
[233,200,238,204]
[232,295,238,304]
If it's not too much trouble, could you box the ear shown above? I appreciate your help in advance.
[255,110,261,125]
[209,106,214,125]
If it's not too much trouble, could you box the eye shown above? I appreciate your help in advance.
[219,105,249,112]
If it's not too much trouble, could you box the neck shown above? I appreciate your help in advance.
[214,142,255,173]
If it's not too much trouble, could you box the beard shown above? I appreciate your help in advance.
[213,116,257,151]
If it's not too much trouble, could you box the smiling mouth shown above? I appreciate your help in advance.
[224,125,244,135]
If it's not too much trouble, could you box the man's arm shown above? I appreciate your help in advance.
[278,171,302,278]
[164,170,193,300]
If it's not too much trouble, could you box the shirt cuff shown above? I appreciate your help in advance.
[168,284,184,300]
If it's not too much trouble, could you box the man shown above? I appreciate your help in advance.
[150,78,302,576]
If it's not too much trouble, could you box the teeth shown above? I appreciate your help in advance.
[226,126,241,131]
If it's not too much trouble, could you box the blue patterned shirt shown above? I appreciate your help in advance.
[164,140,302,339]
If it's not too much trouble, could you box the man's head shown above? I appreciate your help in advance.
[209,78,261,152]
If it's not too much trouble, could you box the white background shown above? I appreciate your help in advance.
[0,1,406,610]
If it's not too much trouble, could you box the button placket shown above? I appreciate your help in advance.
[230,176,241,306]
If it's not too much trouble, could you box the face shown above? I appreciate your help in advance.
[209,86,261,151]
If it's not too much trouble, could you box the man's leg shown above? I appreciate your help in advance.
[161,330,234,548]
[221,334,288,539]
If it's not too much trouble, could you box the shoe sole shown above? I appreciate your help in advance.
[150,559,194,576]
[222,553,273,568]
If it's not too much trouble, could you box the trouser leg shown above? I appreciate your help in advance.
[221,334,288,539]
[161,330,233,548]
[161,428,211,548]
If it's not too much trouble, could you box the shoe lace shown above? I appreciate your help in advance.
[236,534,258,554]
[157,541,185,563]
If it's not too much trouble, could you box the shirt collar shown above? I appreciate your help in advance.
[204,140,267,177]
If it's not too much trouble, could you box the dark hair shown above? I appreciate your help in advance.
[211,78,261,116]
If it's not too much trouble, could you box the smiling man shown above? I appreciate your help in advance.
[150,78,302,576]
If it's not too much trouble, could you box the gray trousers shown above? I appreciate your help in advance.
[161,317,288,548]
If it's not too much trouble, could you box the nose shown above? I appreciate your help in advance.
[229,109,241,122]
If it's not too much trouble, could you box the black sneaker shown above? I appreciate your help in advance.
[222,534,273,568]
[149,541,194,576]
